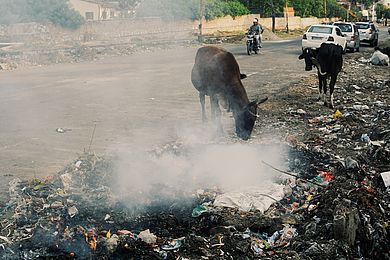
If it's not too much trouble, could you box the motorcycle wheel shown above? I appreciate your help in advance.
[247,43,251,55]
[254,48,258,54]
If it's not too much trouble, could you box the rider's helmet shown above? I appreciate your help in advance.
[253,18,258,25]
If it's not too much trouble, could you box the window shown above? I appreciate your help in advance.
[308,26,332,34]
[85,12,94,20]
[356,23,369,29]
[110,11,115,18]
[335,27,342,36]
[102,11,107,20]
[334,23,352,32]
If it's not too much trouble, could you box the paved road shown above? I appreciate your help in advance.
[1,31,387,200]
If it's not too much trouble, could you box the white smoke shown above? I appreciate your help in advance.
[111,125,287,208]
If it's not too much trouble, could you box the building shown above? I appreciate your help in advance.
[378,0,390,7]
[69,0,119,21]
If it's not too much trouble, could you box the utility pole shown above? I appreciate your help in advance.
[269,0,276,32]
[324,0,327,19]
[198,0,204,43]
[285,0,289,33]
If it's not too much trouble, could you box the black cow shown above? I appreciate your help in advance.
[299,43,343,108]
[191,46,267,140]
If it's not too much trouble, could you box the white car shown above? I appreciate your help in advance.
[333,22,360,52]
[302,24,347,52]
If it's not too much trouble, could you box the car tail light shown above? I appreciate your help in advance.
[328,36,334,41]
[351,35,355,40]
[303,34,307,39]
[368,28,372,34]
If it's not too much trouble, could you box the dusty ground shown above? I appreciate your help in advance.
[0,37,308,203]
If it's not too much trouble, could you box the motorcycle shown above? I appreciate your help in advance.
[246,32,259,55]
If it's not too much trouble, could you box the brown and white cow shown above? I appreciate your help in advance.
[191,46,267,140]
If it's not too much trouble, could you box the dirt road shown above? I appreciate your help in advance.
[0,38,331,200]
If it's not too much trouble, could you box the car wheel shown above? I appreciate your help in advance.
[370,39,374,47]
[356,46,360,52]
[343,44,347,54]
[375,39,378,46]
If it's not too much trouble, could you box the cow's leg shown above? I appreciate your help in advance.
[199,92,207,122]
[317,72,323,101]
[329,74,337,109]
[210,94,223,134]
[322,76,328,106]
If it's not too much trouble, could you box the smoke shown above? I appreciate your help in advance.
[135,0,197,20]
[110,125,287,209]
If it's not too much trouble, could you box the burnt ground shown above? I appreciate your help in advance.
[0,43,389,259]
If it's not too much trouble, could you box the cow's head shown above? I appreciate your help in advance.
[236,97,268,140]
[299,48,327,75]
[299,48,315,71]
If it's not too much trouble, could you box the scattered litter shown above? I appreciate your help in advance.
[67,206,78,218]
[192,202,213,217]
[380,171,390,188]
[213,184,285,213]
[296,109,306,115]
[138,229,157,244]
[56,127,72,133]
[161,237,185,250]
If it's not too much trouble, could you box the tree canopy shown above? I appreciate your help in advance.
[237,0,347,19]
[0,0,85,29]
[135,0,249,20]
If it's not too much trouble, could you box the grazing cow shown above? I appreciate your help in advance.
[299,43,343,108]
[191,46,267,140]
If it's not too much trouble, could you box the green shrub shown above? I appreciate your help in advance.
[204,0,249,20]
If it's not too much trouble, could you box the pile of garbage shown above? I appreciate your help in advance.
[254,49,390,258]
[1,139,388,259]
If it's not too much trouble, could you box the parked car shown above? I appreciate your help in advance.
[333,22,360,52]
[355,22,379,46]
[302,24,347,52]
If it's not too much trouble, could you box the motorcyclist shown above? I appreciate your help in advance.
[248,18,263,49]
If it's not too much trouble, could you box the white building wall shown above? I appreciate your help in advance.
[69,0,100,21]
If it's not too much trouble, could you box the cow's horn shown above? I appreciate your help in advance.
[256,96,268,105]
[310,57,326,76]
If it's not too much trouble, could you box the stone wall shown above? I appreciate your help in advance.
[0,15,340,48]
[197,15,339,34]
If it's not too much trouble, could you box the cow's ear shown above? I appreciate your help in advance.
[240,73,247,79]
[298,53,304,60]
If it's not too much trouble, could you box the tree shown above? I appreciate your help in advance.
[238,0,346,19]
[135,0,249,20]
[376,3,390,20]
[0,0,85,29]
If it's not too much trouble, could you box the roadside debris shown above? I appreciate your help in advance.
[358,48,390,66]
[56,127,72,133]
